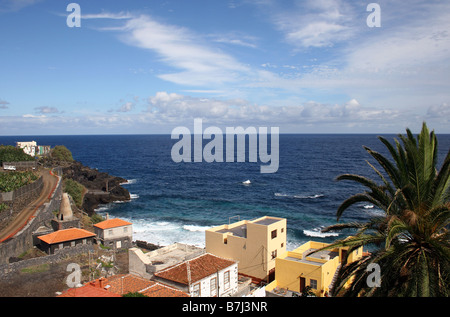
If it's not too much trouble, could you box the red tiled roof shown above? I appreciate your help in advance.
[154,253,236,285]
[94,218,132,230]
[96,274,190,297]
[58,284,121,297]
[140,283,189,297]
[38,228,95,245]
[107,274,155,295]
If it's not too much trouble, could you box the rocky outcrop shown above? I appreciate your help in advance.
[62,161,130,215]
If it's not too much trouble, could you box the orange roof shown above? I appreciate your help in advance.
[94,218,132,230]
[38,228,95,245]
[58,284,121,297]
[107,274,155,295]
[101,274,190,297]
[140,283,189,297]
[154,253,237,285]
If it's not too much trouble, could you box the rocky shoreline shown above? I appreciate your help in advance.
[61,161,131,215]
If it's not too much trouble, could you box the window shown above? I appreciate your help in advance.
[271,229,277,239]
[192,283,200,297]
[223,237,227,244]
[271,250,277,260]
[281,243,284,248]
[210,277,217,296]
[281,228,284,233]
[108,229,113,236]
[123,227,128,233]
[310,279,317,290]
[71,241,75,247]
[224,271,230,290]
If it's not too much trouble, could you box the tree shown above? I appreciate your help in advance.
[51,145,74,162]
[318,122,450,296]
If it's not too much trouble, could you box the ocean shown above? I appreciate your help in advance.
[1,134,449,251]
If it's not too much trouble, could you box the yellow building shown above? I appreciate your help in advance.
[266,240,363,297]
[205,216,286,282]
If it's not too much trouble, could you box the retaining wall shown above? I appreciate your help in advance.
[0,243,94,279]
[0,172,62,265]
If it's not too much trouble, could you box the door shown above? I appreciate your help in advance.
[299,277,306,292]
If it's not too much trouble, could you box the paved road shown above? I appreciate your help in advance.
[0,169,59,243]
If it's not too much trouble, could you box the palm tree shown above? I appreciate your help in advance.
[318,122,450,296]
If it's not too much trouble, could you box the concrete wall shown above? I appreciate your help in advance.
[205,216,287,281]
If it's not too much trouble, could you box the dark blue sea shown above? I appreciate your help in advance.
[1,134,449,251]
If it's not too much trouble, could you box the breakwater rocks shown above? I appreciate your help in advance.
[62,161,130,215]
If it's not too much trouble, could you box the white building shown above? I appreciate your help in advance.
[16,141,37,157]
[93,217,132,250]
[153,253,239,297]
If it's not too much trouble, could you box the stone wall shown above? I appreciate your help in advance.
[0,243,94,279]
[0,176,44,232]
[0,174,62,265]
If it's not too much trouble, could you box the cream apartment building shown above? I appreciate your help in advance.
[205,216,286,282]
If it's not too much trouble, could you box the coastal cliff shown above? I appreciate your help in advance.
[61,161,130,215]
[40,146,130,215]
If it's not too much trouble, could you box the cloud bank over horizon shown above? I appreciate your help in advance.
[0,0,449,135]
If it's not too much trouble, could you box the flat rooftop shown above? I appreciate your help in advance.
[217,225,247,238]
[145,243,205,272]
[285,249,338,266]
[253,217,281,226]
[215,216,284,238]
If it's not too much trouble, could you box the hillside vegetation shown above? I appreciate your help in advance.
[0,145,35,165]
[0,171,39,192]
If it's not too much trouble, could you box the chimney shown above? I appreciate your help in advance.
[99,277,105,289]
[106,213,109,220]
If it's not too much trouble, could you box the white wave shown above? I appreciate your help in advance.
[183,225,210,232]
[363,204,374,209]
[294,194,324,199]
[114,217,206,248]
[94,205,110,213]
[275,193,324,199]
[121,179,137,185]
[303,228,339,238]
[242,180,251,185]
[130,194,139,199]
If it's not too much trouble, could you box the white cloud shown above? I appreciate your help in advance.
[269,0,357,48]
[117,102,134,113]
[0,99,9,109]
[82,12,133,20]
[34,106,59,114]
[0,0,42,12]
[114,15,249,86]
[427,103,450,122]
[145,92,403,129]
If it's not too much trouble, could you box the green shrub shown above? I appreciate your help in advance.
[63,178,85,208]
[0,145,35,164]
[90,213,105,224]
[51,145,74,162]
[123,292,148,297]
[0,171,39,192]
[0,203,10,213]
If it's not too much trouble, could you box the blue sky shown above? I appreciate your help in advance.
[0,0,449,135]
